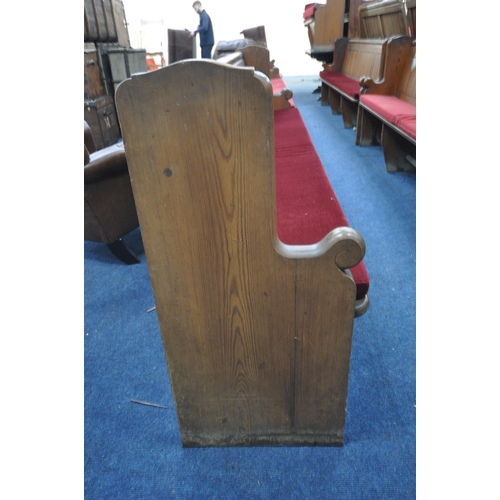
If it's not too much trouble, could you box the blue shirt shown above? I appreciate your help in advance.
[195,10,214,47]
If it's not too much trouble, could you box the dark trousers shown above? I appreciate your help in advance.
[201,45,213,59]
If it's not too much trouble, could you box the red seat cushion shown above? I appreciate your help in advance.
[319,71,360,99]
[274,108,369,299]
[303,3,316,20]
[393,114,416,139]
[360,94,416,139]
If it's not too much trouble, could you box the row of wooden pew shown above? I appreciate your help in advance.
[320,35,416,172]
[304,0,416,56]
[304,0,416,173]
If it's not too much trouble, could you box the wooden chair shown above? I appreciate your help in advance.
[115,60,367,446]
[84,121,140,264]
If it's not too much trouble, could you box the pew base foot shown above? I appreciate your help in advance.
[181,432,345,447]
[382,125,416,173]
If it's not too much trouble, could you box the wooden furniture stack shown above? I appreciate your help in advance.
[84,0,147,150]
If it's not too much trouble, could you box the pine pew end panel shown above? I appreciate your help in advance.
[115,60,369,447]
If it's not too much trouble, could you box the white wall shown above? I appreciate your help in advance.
[122,0,322,76]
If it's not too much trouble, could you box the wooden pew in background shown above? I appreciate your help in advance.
[356,39,416,172]
[304,0,347,64]
[319,37,388,128]
[358,0,416,39]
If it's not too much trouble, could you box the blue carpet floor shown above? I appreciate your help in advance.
[84,75,416,499]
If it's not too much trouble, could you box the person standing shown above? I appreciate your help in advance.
[190,2,214,59]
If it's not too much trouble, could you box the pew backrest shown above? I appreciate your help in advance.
[356,38,416,170]
[240,45,272,79]
[406,0,416,38]
[359,37,415,102]
[216,44,276,80]
[358,0,411,39]
[330,37,388,82]
[217,45,291,109]
[395,42,416,105]
[312,0,346,51]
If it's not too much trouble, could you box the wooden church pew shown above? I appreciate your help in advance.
[319,37,389,128]
[356,39,416,172]
[115,60,369,447]
[358,0,411,39]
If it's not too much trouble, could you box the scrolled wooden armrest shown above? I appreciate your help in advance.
[273,88,293,110]
[269,59,280,79]
[275,226,366,267]
[359,76,375,94]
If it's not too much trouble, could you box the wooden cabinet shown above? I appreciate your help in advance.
[84,96,120,150]
[83,0,133,149]
[358,0,410,39]
[84,43,104,101]
[168,29,196,64]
